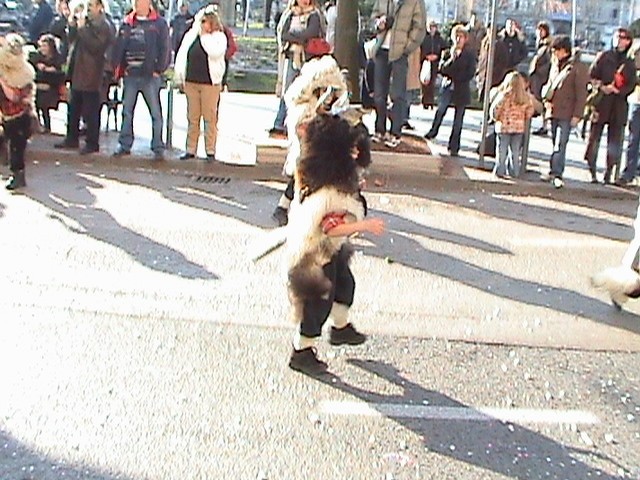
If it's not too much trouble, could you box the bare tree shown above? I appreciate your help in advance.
[335,0,361,101]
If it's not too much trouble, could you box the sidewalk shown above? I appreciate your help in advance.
[20,91,640,199]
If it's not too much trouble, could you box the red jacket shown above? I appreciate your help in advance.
[223,26,236,60]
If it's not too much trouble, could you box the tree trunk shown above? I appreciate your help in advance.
[335,0,361,102]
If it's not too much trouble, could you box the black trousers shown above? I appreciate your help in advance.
[584,120,626,179]
[298,247,355,338]
[67,89,101,150]
[4,113,30,172]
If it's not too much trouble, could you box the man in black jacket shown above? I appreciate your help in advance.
[28,0,54,44]
[54,0,114,154]
[170,2,192,57]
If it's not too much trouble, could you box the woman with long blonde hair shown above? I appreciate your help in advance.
[174,6,227,161]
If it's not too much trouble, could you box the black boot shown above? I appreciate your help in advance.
[288,347,328,375]
[329,323,367,346]
[5,170,25,190]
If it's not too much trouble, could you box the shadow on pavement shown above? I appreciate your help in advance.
[317,359,629,480]
[396,187,634,243]
[0,429,132,480]
[80,169,640,336]
[38,167,638,336]
[25,172,217,280]
[365,208,640,336]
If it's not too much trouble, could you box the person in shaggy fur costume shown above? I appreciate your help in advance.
[272,55,370,227]
[286,106,385,375]
[0,33,36,190]
[591,200,640,309]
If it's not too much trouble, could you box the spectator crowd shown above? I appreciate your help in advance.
[2,0,640,195]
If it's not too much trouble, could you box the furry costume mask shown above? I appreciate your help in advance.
[296,113,367,201]
[282,56,371,177]
[0,34,35,89]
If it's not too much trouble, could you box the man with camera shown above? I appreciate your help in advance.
[54,0,114,154]
[370,0,425,149]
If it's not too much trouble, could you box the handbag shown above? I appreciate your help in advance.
[475,125,496,157]
[419,60,431,85]
[305,37,332,58]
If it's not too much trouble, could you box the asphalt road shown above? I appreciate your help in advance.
[1,160,639,479]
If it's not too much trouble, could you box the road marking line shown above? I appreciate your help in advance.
[509,238,623,248]
[174,187,247,209]
[318,401,599,425]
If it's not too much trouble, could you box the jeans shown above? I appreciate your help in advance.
[494,132,523,177]
[549,118,572,178]
[622,102,640,181]
[273,58,299,130]
[373,49,408,137]
[428,85,466,153]
[118,75,164,153]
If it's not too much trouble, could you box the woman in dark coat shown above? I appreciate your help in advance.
[420,20,446,108]
[424,24,477,156]
[476,26,509,101]
[29,34,64,132]
[529,21,552,100]
[584,28,637,183]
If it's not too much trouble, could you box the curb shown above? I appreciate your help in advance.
[21,134,640,202]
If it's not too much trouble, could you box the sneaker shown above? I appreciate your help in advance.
[384,135,401,149]
[112,147,130,157]
[424,130,436,140]
[179,152,195,160]
[615,177,632,186]
[329,323,367,346]
[288,347,328,375]
[371,132,384,143]
[272,206,288,226]
[402,122,415,131]
[552,177,564,189]
[206,154,216,163]
[532,127,548,136]
[268,127,287,139]
[5,170,25,190]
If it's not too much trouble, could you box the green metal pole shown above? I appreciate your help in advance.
[166,80,174,149]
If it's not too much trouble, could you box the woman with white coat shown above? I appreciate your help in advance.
[174,6,227,161]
